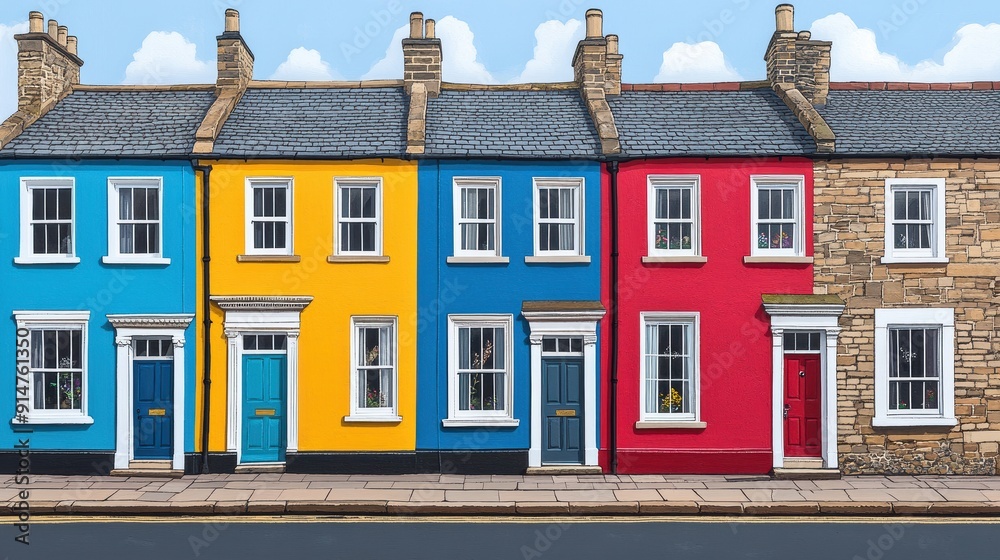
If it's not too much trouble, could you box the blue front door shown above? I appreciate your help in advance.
[242,355,287,463]
[542,357,585,464]
[134,360,173,460]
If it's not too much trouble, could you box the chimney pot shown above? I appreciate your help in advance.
[57,25,68,47]
[409,12,424,39]
[797,30,811,40]
[585,9,603,39]
[66,35,78,55]
[606,34,619,55]
[224,9,240,32]
[28,12,43,33]
[47,19,58,40]
[425,19,435,39]
[775,4,794,33]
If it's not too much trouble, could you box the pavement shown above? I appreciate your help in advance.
[3,473,1000,517]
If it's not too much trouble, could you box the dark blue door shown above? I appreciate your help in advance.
[134,360,173,460]
[542,357,584,464]
[242,355,287,463]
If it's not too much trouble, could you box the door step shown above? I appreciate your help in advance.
[772,467,841,480]
[112,461,183,478]
[782,458,824,469]
[235,463,286,474]
[526,465,604,475]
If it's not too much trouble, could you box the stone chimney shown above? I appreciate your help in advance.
[194,8,255,154]
[0,11,83,147]
[403,12,442,96]
[572,9,620,154]
[765,3,831,106]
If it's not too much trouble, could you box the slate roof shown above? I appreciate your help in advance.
[608,88,816,156]
[0,89,216,158]
[212,87,408,158]
[424,89,602,158]
[819,90,1000,155]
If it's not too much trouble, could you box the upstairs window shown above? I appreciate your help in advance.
[534,179,584,257]
[883,179,946,263]
[335,179,382,256]
[18,178,76,264]
[245,179,292,256]
[751,177,805,257]
[648,176,700,257]
[106,178,166,263]
[453,178,501,258]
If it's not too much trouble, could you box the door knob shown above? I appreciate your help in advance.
[783,404,790,418]
[799,370,806,377]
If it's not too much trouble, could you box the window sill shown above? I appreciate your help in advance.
[634,421,706,430]
[743,256,814,264]
[237,255,302,263]
[102,256,171,265]
[880,257,950,265]
[327,255,390,264]
[642,256,708,264]
[12,415,95,426]
[524,255,591,264]
[872,416,958,428]
[343,415,402,423]
[446,256,510,265]
[442,418,520,428]
[14,256,80,265]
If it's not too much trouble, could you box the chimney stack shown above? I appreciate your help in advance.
[13,11,82,118]
[402,11,442,97]
[216,8,254,91]
[572,8,621,154]
[764,3,831,106]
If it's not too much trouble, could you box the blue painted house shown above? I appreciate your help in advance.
[415,87,606,473]
[0,20,209,474]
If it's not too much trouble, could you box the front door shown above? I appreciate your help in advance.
[542,357,584,464]
[784,354,822,457]
[242,354,287,463]
[133,360,173,460]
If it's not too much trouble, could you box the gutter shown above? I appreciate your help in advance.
[192,162,213,474]
[606,160,620,475]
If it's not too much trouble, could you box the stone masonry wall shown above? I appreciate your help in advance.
[814,158,1000,475]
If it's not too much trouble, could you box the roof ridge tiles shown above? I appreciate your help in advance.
[830,81,1000,91]
[621,81,769,92]
[248,79,404,89]
[73,84,216,92]
[440,82,578,91]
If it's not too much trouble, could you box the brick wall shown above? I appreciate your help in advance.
[814,159,1000,475]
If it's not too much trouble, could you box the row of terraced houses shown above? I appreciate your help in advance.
[1,4,998,478]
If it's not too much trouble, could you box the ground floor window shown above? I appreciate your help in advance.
[640,313,699,422]
[447,315,514,424]
[350,317,397,419]
[14,311,91,424]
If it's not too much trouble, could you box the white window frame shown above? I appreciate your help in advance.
[13,311,93,425]
[750,176,805,257]
[639,312,701,425]
[334,177,383,257]
[244,177,294,256]
[874,308,956,427]
[531,178,585,258]
[104,177,169,265]
[451,177,504,261]
[16,178,79,265]
[346,316,401,422]
[647,175,701,258]
[882,178,948,264]
[444,314,518,427]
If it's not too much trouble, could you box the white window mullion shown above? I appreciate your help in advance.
[245,178,293,256]
[453,178,502,258]
[648,176,699,257]
[348,317,398,421]
[750,176,804,258]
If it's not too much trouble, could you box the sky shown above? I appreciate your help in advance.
[1,0,999,116]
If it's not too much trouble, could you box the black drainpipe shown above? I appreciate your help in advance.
[192,163,213,474]
[607,160,620,475]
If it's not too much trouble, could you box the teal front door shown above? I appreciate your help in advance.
[542,357,585,464]
[242,354,287,463]
[134,360,173,460]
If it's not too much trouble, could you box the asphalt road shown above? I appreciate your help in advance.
[1,518,993,559]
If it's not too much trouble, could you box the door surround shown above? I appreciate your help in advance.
[211,296,311,466]
[763,296,844,470]
[522,301,605,469]
[108,314,194,471]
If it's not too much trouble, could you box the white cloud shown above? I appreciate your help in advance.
[0,21,28,118]
[511,19,584,83]
[362,16,495,83]
[654,41,742,82]
[811,13,1000,81]
[270,47,342,81]
[123,31,214,85]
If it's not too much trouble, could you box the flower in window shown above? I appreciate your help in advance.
[758,232,769,249]
[659,388,683,413]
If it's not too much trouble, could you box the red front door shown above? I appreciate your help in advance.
[784,354,822,457]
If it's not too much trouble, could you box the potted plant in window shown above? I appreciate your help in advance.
[659,388,683,413]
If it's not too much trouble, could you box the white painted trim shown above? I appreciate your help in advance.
[19,177,76,262]
[445,314,516,425]
[873,307,956,427]
[244,177,294,256]
[523,311,604,467]
[641,256,708,264]
[348,316,399,419]
[452,177,503,259]
[215,296,310,464]
[646,175,701,258]
[446,256,510,264]
[763,303,843,470]
[110,314,193,471]
[883,178,947,263]
[333,177,384,257]
[532,177,586,258]
[13,310,91,425]
[106,177,165,261]
[638,312,701,423]
[524,256,591,264]
[634,421,707,430]
[749,175,806,258]
[101,256,171,265]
